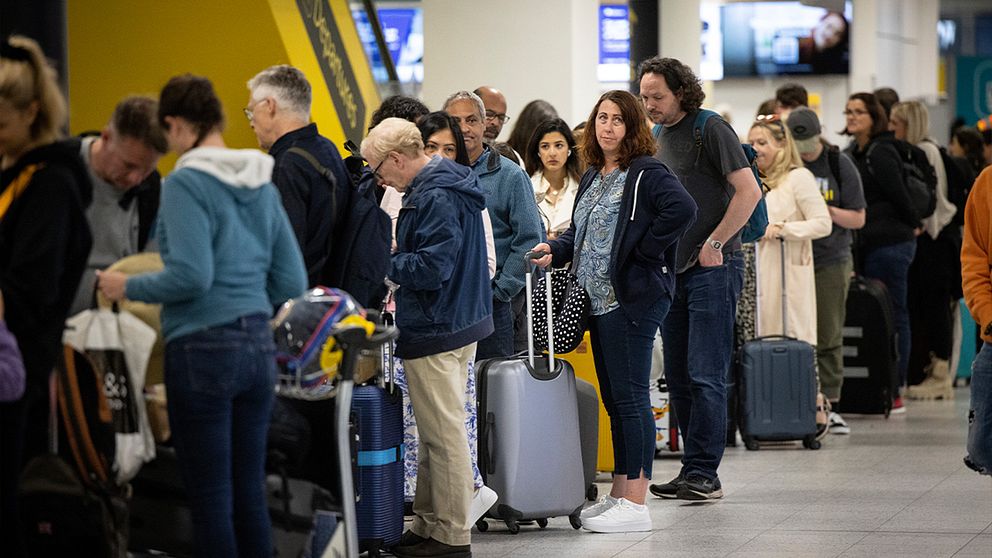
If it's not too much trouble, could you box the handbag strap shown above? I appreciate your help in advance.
[572,172,614,271]
[0,164,40,223]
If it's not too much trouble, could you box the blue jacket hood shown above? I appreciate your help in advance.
[408,156,486,212]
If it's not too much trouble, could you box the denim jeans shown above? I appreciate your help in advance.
[966,342,992,475]
[863,240,916,392]
[588,296,671,480]
[476,297,514,360]
[662,254,744,480]
[165,313,276,558]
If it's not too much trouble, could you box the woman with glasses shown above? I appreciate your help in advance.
[842,92,920,413]
[525,118,582,240]
[747,116,832,433]
[98,74,307,557]
[890,101,959,401]
[531,90,696,533]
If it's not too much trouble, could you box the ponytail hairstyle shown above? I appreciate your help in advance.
[0,35,67,145]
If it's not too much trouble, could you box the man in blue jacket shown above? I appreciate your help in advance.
[444,90,543,360]
[362,118,493,558]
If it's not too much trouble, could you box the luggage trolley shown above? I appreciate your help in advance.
[272,287,398,558]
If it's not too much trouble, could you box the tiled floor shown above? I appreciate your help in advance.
[464,386,992,558]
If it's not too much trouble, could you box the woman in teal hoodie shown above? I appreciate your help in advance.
[98,74,306,557]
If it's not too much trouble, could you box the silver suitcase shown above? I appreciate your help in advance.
[475,258,585,533]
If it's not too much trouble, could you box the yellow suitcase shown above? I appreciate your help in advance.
[560,333,614,472]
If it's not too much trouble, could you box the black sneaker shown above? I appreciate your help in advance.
[394,529,428,549]
[648,473,685,499]
[676,474,723,500]
[391,537,471,558]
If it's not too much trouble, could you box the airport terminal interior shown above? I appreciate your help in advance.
[1,0,991,557]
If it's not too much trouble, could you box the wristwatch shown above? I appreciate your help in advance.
[706,237,723,251]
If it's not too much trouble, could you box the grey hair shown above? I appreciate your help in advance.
[247,65,312,118]
[443,90,486,121]
[361,117,424,163]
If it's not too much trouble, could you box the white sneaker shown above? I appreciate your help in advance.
[828,412,850,435]
[581,498,652,533]
[579,494,618,520]
[468,485,498,525]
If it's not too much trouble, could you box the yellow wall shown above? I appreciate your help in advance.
[67,0,378,170]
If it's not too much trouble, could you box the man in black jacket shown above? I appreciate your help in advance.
[247,65,351,287]
[68,96,166,315]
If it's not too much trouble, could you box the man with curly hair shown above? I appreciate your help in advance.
[638,56,761,501]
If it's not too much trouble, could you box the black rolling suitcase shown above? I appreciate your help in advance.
[575,377,600,502]
[736,240,820,451]
[838,276,897,416]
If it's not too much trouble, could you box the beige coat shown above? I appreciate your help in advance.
[756,167,832,345]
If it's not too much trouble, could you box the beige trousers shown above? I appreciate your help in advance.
[404,343,476,546]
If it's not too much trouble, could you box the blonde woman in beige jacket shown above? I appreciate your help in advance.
[748,117,832,345]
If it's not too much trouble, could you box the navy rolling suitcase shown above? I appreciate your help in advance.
[352,317,404,557]
[737,240,820,451]
[839,276,897,416]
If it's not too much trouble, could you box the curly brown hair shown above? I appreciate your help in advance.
[636,56,705,114]
[580,90,656,170]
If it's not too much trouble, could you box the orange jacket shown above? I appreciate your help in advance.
[962,166,992,342]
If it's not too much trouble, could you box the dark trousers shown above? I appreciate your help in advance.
[476,297,514,360]
[907,233,957,384]
[589,296,671,479]
[165,313,276,558]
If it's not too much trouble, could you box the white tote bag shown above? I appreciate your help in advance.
[64,306,157,483]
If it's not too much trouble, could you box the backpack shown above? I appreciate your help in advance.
[866,137,937,221]
[289,146,392,310]
[19,347,128,557]
[654,109,769,244]
[826,144,844,193]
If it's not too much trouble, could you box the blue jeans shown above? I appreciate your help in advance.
[967,342,992,475]
[662,254,744,481]
[476,297,514,360]
[588,296,671,479]
[863,240,916,392]
[165,314,276,558]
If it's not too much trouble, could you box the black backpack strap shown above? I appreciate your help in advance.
[827,145,842,193]
[287,146,338,185]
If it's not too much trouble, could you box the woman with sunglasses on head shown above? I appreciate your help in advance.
[747,116,832,433]
[842,92,921,413]
[98,74,306,557]
[531,90,696,533]
[525,118,582,240]
[0,36,93,555]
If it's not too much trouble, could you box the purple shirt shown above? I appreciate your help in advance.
[0,319,25,402]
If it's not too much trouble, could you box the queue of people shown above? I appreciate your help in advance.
[1,32,989,558]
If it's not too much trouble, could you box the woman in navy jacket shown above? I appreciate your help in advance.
[532,90,696,533]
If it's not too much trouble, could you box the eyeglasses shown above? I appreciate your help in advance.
[243,98,268,122]
[485,110,510,124]
[370,153,390,181]
[843,109,869,117]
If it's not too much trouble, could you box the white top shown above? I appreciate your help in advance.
[531,171,579,238]
[918,139,957,240]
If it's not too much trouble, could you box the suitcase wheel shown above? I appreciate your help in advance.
[569,513,582,530]
[505,519,520,534]
[743,436,760,451]
[586,483,598,501]
[475,518,489,532]
[536,518,548,529]
[803,435,821,450]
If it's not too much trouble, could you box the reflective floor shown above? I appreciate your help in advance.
[466,386,992,558]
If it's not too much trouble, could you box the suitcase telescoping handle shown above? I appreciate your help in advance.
[779,238,788,335]
[524,250,555,372]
